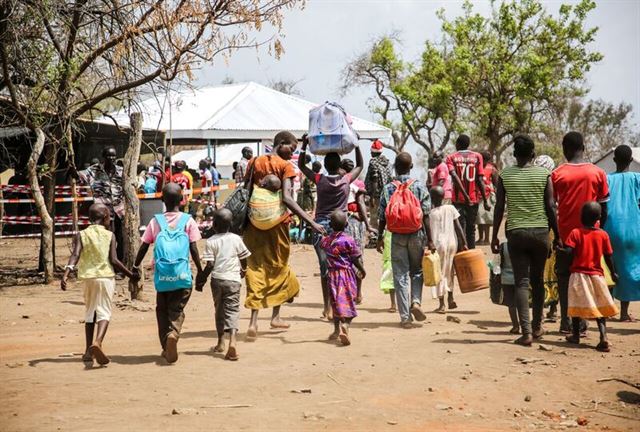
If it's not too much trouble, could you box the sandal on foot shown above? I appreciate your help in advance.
[565,334,580,344]
[328,332,339,341]
[596,341,610,352]
[532,327,546,339]
[448,301,458,310]
[225,346,239,361]
[89,344,110,365]
[620,315,637,323]
[514,335,533,346]
[509,326,521,335]
[388,307,397,313]
[433,308,446,315]
[165,333,179,363]
[270,321,291,329]
[410,304,427,322]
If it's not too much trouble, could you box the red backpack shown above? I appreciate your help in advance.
[385,180,423,234]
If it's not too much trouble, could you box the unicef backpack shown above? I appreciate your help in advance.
[385,180,423,234]
[308,102,358,155]
[153,213,193,291]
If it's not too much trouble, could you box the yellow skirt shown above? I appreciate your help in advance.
[243,222,300,310]
[568,273,618,319]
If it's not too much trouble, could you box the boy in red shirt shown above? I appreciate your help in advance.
[551,132,609,334]
[446,134,490,249]
[563,202,618,352]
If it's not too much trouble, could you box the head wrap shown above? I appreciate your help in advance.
[534,155,555,172]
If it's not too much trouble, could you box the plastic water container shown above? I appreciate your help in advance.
[422,250,442,286]
[453,249,490,293]
[307,102,358,155]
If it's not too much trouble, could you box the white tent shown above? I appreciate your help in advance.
[104,82,391,141]
[172,144,252,179]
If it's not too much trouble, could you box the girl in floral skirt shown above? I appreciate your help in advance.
[320,210,366,346]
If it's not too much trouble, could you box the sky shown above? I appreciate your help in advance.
[194,0,640,130]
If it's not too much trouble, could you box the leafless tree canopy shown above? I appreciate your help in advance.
[1,0,303,132]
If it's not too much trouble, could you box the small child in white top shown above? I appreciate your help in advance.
[196,208,251,361]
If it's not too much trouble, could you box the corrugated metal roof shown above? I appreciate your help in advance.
[103,82,390,140]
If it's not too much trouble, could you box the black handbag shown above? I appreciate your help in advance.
[223,161,254,234]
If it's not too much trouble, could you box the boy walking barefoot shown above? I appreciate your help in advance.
[196,209,251,361]
[61,203,133,365]
[131,183,202,364]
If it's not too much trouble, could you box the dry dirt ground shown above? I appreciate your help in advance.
[1,237,639,432]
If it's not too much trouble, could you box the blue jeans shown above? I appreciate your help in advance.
[391,230,425,322]
[313,217,333,278]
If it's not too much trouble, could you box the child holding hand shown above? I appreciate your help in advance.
[564,201,619,352]
[61,203,133,365]
[196,208,251,361]
[320,210,366,346]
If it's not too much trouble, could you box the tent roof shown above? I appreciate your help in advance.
[103,82,390,141]
[594,146,640,173]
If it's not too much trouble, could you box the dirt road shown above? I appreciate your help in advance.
[1,239,638,431]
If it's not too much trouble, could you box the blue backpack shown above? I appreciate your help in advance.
[144,176,158,193]
[153,213,193,291]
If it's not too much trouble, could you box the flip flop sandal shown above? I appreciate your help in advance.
[565,335,580,344]
[165,334,178,363]
[225,347,239,361]
[596,341,610,352]
[89,344,110,365]
[388,307,397,313]
[448,302,458,310]
[410,305,427,322]
[270,322,291,329]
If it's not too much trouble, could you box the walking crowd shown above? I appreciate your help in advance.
[62,129,640,365]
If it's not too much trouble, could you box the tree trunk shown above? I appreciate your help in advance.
[39,141,57,271]
[28,129,54,283]
[123,112,144,299]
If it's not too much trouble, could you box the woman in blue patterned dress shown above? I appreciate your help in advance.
[320,210,366,346]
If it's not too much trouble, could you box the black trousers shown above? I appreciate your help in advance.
[112,213,124,262]
[454,203,479,249]
[156,289,192,349]
[555,248,572,327]
[506,228,549,335]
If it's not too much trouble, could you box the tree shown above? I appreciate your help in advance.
[341,35,461,155]
[542,98,638,161]
[0,0,303,283]
[438,0,602,158]
[267,78,303,96]
[343,1,603,160]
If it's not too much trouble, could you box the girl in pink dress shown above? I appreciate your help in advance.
[320,210,366,346]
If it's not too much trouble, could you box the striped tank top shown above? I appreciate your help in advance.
[500,165,549,231]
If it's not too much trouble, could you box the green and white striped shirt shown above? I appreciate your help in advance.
[500,165,549,231]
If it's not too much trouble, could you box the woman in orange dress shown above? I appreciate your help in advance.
[243,131,324,339]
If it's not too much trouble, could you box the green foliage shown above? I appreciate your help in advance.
[342,0,607,160]
[437,0,602,156]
